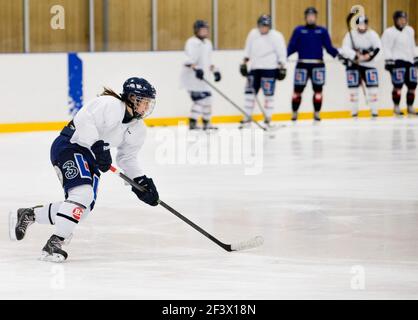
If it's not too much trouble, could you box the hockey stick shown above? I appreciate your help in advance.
[202,78,267,131]
[254,94,286,130]
[254,94,268,119]
[109,165,264,252]
[346,11,369,102]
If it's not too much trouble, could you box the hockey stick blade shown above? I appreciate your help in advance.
[229,236,264,251]
[263,124,286,132]
[109,165,264,253]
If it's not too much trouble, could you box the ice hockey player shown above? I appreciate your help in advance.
[181,20,221,130]
[287,7,340,122]
[341,16,382,118]
[9,77,160,262]
[382,11,418,116]
[239,14,287,129]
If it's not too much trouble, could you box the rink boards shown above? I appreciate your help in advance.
[0,50,417,133]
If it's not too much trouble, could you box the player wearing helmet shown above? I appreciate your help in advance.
[9,77,159,262]
[382,11,418,116]
[340,16,382,118]
[181,20,221,130]
[239,14,287,129]
[288,7,340,122]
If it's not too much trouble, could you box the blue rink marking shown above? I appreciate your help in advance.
[68,53,83,116]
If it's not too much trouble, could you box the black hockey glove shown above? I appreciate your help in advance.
[132,175,159,206]
[367,48,380,62]
[194,68,204,80]
[385,59,395,72]
[276,67,287,81]
[337,53,346,66]
[91,140,112,173]
[213,71,221,82]
[240,64,248,77]
[414,57,418,68]
[358,48,380,62]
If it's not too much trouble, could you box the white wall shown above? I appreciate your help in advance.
[0,50,415,124]
[0,53,68,123]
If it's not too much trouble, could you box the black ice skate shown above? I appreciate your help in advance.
[263,119,276,130]
[313,112,321,122]
[238,119,251,129]
[9,207,37,241]
[189,118,201,130]
[291,111,298,121]
[40,235,68,263]
[394,106,404,116]
[202,119,218,131]
[407,106,417,116]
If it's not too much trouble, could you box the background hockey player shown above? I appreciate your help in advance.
[9,77,160,262]
[382,11,418,116]
[287,7,340,122]
[181,20,221,130]
[239,14,287,129]
[341,16,382,118]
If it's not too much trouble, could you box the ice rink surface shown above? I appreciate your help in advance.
[0,117,417,299]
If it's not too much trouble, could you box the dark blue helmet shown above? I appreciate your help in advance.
[393,10,407,21]
[304,7,318,16]
[356,15,369,25]
[123,77,156,99]
[122,77,156,119]
[257,14,272,27]
[193,20,209,34]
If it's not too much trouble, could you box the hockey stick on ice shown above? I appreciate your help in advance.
[202,78,267,131]
[109,165,264,252]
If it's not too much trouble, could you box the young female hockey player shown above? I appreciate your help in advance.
[181,20,222,130]
[341,16,382,118]
[239,14,287,129]
[382,11,418,116]
[287,7,340,122]
[9,77,159,262]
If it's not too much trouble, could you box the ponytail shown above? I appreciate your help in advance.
[100,87,134,107]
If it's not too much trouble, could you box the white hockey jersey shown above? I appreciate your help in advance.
[70,95,146,179]
[180,36,213,92]
[341,29,382,68]
[381,26,417,63]
[244,28,287,70]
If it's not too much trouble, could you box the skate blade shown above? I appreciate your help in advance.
[39,251,67,263]
[8,210,18,241]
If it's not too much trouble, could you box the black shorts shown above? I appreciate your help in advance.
[190,91,212,102]
[390,60,417,90]
[293,62,326,92]
[50,125,100,210]
[346,65,379,88]
[245,69,277,96]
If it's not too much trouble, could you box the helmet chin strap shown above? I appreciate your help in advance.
[123,104,142,123]
[195,33,207,41]
[131,106,143,120]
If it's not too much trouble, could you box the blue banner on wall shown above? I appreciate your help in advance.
[68,53,83,116]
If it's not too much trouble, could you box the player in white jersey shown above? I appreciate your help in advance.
[382,11,418,116]
[239,14,287,128]
[9,77,159,262]
[341,16,382,117]
[181,20,221,130]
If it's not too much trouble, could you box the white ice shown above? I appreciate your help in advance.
[0,118,417,299]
